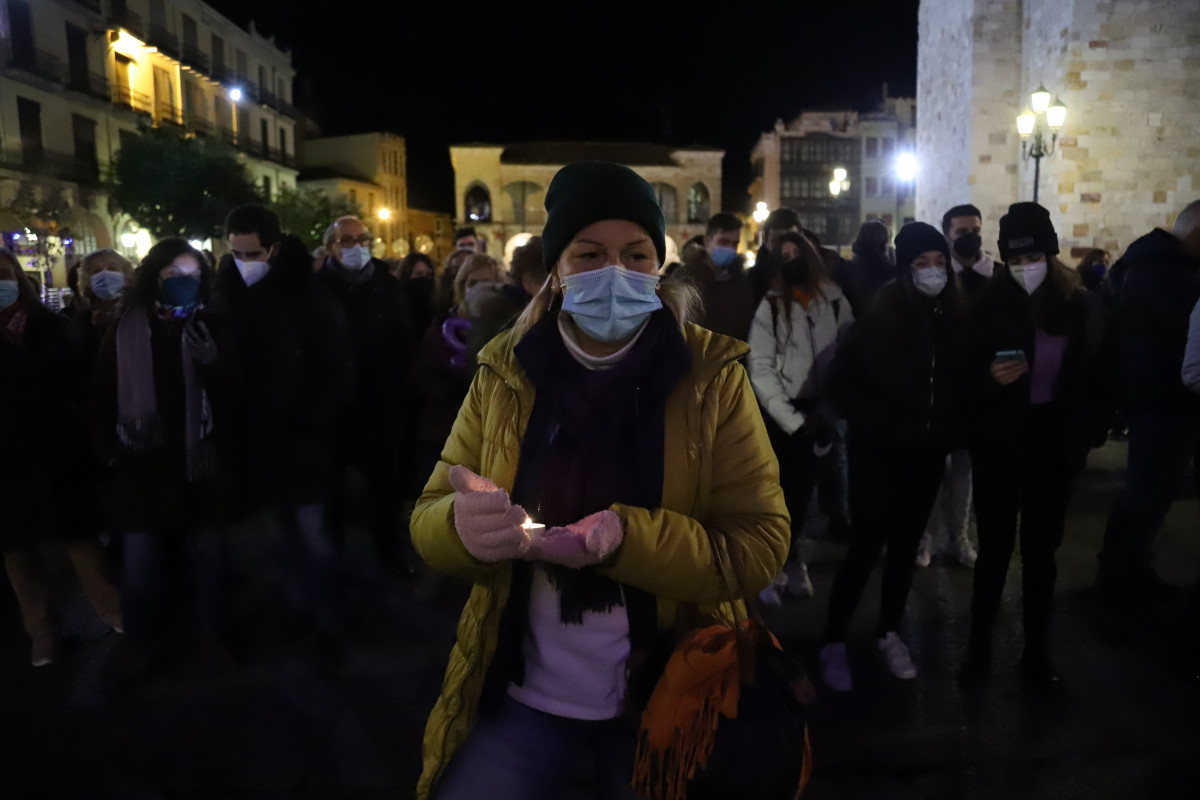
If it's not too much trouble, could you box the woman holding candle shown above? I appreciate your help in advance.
[410,162,790,800]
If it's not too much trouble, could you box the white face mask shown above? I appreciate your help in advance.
[1010,261,1047,293]
[339,244,371,271]
[912,266,948,297]
[235,259,271,287]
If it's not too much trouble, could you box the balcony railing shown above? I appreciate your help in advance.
[67,71,109,100]
[187,115,215,137]
[276,98,298,119]
[156,102,183,126]
[182,45,209,74]
[0,148,101,185]
[111,8,145,39]
[218,126,237,147]
[264,146,296,168]
[258,88,277,108]
[112,84,152,115]
[7,48,67,84]
[147,25,179,58]
[211,62,228,82]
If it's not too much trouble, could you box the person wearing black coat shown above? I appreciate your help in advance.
[1099,202,1200,596]
[319,215,415,570]
[819,222,968,692]
[961,203,1106,690]
[1,249,122,668]
[92,239,244,667]
[844,219,899,315]
[215,206,355,638]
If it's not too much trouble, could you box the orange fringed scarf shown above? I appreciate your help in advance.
[632,619,813,800]
[632,623,742,800]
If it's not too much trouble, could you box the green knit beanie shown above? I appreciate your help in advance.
[541,162,667,269]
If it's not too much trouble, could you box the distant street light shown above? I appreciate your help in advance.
[228,87,243,103]
[378,207,391,220]
[752,201,769,224]
[829,167,849,198]
[894,152,918,182]
[1016,83,1067,203]
[752,201,769,246]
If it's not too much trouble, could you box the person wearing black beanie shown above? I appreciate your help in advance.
[817,221,968,692]
[962,201,1107,690]
[409,161,790,799]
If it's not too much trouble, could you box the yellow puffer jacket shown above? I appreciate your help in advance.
[409,320,790,799]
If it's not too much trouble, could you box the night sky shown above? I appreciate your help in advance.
[207,0,920,215]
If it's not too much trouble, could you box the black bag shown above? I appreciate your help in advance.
[632,539,813,800]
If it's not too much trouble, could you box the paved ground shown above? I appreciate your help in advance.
[2,440,1198,799]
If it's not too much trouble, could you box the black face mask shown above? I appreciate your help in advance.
[408,275,435,299]
[952,233,982,260]
[779,257,811,286]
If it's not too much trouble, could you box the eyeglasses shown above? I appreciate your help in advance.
[337,234,373,248]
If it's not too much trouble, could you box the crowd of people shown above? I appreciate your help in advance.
[680,196,1200,696]
[0,204,547,674]
[3,160,1199,798]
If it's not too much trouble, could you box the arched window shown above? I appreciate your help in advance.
[464,183,492,222]
[687,182,711,223]
[651,183,678,224]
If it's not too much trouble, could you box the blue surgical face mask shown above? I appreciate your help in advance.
[339,244,371,271]
[0,279,18,310]
[561,264,663,343]
[89,270,126,300]
[159,275,200,316]
[711,246,738,268]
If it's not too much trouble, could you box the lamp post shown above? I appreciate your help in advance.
[1016,84,1066,204]
[894,151,918,231]
[828,168,850,250]
[752,201,769,247]
[378,207,391,257]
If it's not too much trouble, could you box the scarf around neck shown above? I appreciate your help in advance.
[115,306,215,481]
[511,309,692,623]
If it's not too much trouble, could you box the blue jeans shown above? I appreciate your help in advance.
[432,696,641,800]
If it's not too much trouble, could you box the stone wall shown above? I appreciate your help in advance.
[1039,0,1200,258]
[919,0,1200,259]
[916,0,975,227]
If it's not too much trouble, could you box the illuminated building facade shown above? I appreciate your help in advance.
[0,0,297,290]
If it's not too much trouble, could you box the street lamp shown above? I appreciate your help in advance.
[1016,84,1066,203]
[752,201,769,246]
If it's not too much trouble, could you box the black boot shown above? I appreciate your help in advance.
[1018,646,1063,692]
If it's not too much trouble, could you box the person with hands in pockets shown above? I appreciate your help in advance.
[409,162,790,800]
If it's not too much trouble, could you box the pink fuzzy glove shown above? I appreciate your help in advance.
[448,465,528,563]
[522,510,624,569]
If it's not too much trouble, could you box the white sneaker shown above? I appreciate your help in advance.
[915,532,933,568]
[820,642,853,691]
[784,561,814,597]
[877,632,917,679]
[954,538,978,568]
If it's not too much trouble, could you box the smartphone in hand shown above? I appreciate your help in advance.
[995,349,1028,365]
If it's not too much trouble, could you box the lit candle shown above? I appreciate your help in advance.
[522,516,545,539]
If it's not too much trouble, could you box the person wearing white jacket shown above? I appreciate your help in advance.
[748,232,854,604]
